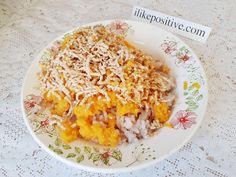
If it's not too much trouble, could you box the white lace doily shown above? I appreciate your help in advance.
[0,0,235,176]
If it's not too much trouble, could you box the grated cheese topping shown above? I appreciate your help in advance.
[38,25,176,147]
[39,25,175,116]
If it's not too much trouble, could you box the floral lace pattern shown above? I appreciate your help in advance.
[0,0,234,175]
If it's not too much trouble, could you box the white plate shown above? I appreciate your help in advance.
[21,20,208,173]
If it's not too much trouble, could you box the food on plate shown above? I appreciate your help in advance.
[38,25,176,147]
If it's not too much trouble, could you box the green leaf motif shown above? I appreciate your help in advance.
[48,144,54,150]
[55,138,61,146]
[84,146,91,153]
[184,92,188,96]
[75,147,81,153]
[88,153,94,160]
[187,104,198,111]
[66,153,76,158]
[112,150,122,161]
[53,148,63,155]
[92,154,101,162]
[93,147,99,152]
[102,158,109,165]
[62,144,71,150]
[191,90,199,96]
[185,100,196,106]
[196,94,203,101]
[77,155,84,163]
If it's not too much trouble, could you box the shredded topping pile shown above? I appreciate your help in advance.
[39,25,176,147]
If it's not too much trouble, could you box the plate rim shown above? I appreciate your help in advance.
[21,19,208,173]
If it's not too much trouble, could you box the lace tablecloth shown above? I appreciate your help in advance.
[0,0,235,176]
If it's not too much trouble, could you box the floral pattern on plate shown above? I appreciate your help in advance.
[22,20,207,172]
